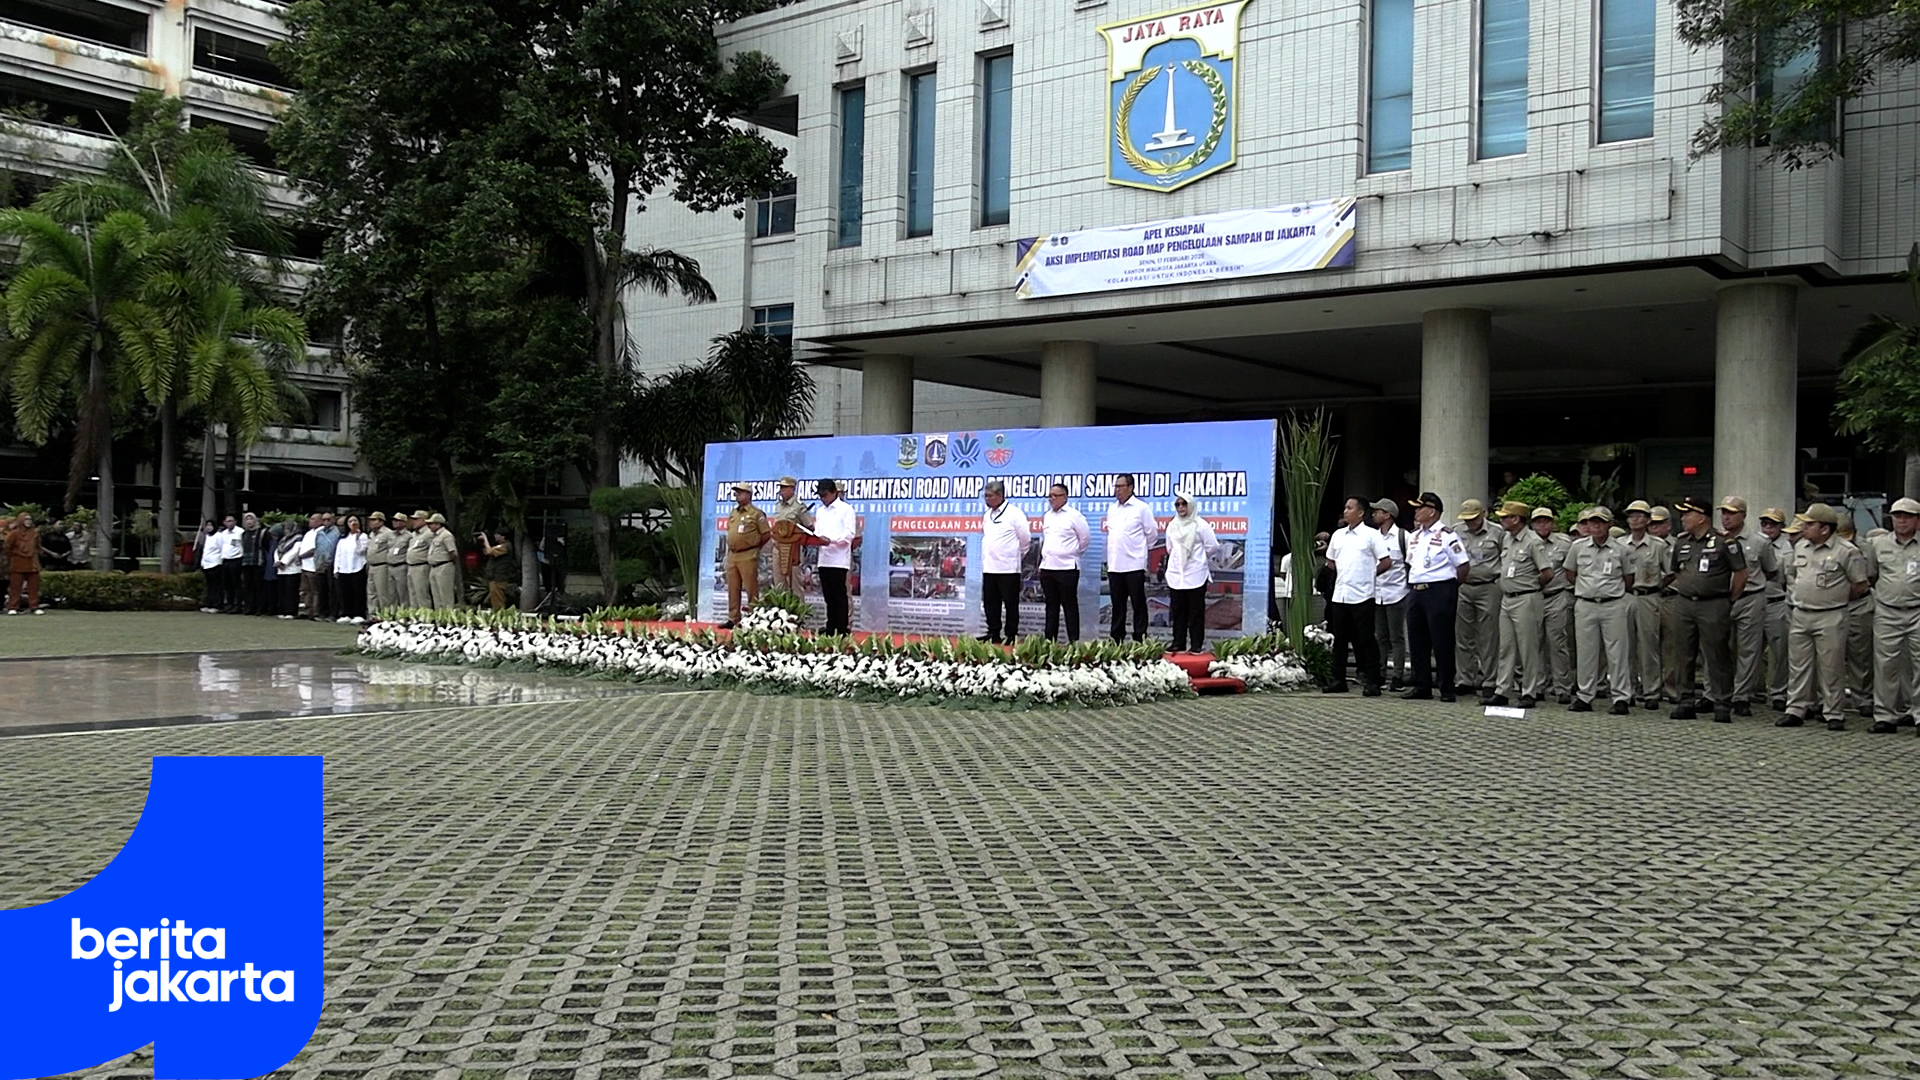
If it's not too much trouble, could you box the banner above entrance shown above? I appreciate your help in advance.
[1013,198,1356,300]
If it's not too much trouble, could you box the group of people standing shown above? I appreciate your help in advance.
[194,509,466,621]
[1320,489,1920,733]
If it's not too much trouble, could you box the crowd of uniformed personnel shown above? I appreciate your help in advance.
[1356,491,1920,733]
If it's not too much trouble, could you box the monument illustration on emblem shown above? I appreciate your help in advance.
[1142,64,1196,152]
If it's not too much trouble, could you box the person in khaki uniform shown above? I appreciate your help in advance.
[1780,503,1871,730]
[1663,497,1746,722]
[1488,501,1553,708]
[388,511,413,608]
[1836,517,1875,717]
[1622,501,1669,711]
[365,511,393,612]
[1564,507,1634,713]
[1866,497,1920,733]
[1453,499,1505,697]
[1760,508,1793,708]
[1718,496,1779,716]
[767,476,814,595]
[406,510,434,610]
[722,483,771,628]
[1532,507,1576,704]
[425,513,460,609]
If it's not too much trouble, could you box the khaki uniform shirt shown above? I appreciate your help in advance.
[1567,536,1630,600]
[426,528,458,566]
[1667,530,1745,599]
[366,527,391,567]
[1866,532,1920,609]
[771,497,814,528]
[1497,528,1552,595]
[726,505,770,560]
[1765,535,1793,600]
[406,528,432,565]
[1542,532,1574,595]
[1727,531,1776,598]
[1625,533,1669,593]
[1790,536,1870,611]
[1456,523,1506,585]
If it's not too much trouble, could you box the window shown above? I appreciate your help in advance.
[1758,26,1836,146]
[906,70,937,238]
[1477,0,1529,158]
[1367,0,1414,172]
[293,390,344,432]
[2,0,147,52]
[190,116,281,171]
[754,178,796,238]
[835,84,865,249]
[980,53,1013,227]
[1596,0,1654,142]
[192,29,294,90]
[0,73,134,138]
[751,304,795,346]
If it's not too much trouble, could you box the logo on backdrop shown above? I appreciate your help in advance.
[986,435,1015,468]
[0,757,323,1079]
[896,436,919,470]
[951,433,981,470]
[922,433,949,469]
[1099,0,1250,192]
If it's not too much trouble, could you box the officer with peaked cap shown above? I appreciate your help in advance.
[388,511,413,608]
[1622,500,1669,710]
[365,511,393,613]
[1663,497,1746,722]
[1489,500,1552,708]
[1719,495,1779,716]
[1759,507,1793,707]
[1402,492,1470,701]
[407,510,434,610]
[1780,503,1871,729]
[1866,496,1920,732]
[1566,506,1634,714]
[723,482,770,629]
[1452,498,1505,697]
[1532,506,1576,704]
[768,476,814,595]
[426,512,460,610]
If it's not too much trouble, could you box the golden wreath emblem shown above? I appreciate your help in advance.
[1114,59,1230,184]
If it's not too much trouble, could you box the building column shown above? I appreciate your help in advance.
[1039,341,1098,428]
[860,354,915,434]
[1713,283,1797,516]
[1419,309,1491,512]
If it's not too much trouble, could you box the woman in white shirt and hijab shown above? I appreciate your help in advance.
[1163,490,1220,653]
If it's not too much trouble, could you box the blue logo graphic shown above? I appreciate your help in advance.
[0,756,323,1079]
[1100,1,1251,192]
[951,433,981,470]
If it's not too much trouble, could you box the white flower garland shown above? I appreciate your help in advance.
[736,605,802,634]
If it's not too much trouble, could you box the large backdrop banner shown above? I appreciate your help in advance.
[698,420,1277,641]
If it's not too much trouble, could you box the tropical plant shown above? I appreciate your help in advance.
[1499,474,1577,529]
[1279,410,1336,646]
[1834,244,1920,462]
[753,588,813,621]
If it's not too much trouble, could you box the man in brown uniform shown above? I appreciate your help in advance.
[1760,508,1793,708]
[1453,499,1505,697]
[389,511,413,608]
[768,476,814,595]
[1866,497,1920,733]
[1718,496,1779,716]
[426,513,461,610]
[1663,497,1746,723]
[1533,507,1576,704]
[1836,517,1875,717]
[1780,503,1871,730]
[407,510,435,610]
[1622,501,1669,711]
[1566,506,1633,714]
[723,482,770,628]
[1488,501,1553,708]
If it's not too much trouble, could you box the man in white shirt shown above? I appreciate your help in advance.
[979,480,1032,643]
[1038,483,1090,643]
[811,479,857,635]
[1102,473,1159,642]
[1324,495,1392,695]
[1402,492,1472,701]
[1371,498,1411,690]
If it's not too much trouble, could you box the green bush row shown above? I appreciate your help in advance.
[40,571,206,611]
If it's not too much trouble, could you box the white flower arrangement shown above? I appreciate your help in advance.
[359,611,1196,710]
[661,600,691,622]
[736,605,802,634]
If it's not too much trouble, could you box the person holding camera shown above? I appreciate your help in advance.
[481,530,515,610]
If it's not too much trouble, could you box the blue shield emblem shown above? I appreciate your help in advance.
[923,433,949,469]
[1100,1,1250,192]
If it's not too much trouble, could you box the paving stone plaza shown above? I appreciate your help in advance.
[4,616,1920,1079]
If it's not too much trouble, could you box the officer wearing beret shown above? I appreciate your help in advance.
[1622,500,1669,710]
[1719,495,1779,716]
[1780,502,1871,729]
[1866,496,1920,732]
[723,482,770,629]
[426,512,460,610]
[1664,497,1746,722]
[1759,507,1793,708]
[1488,500,1553,708]
[1452,498,1505,697]
[1532,506,1576,704]
[1402,492,1470,701]
[1566,506,1634,714]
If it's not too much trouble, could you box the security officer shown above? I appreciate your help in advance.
[1780,503,1871,730]
[1664,497,1746,722]
[1623,501,1669,710]
[1402,492,1470,701]
[1489,501,1553,708]
[1453,498,1504,697]
[1866,497,1920,733]
[768,476,814,595]
[389,511,413,608]
[1649,505,1681,702]
[1760,508,1793,709]
[1566,506,1633,715]
[1719,496,1779,716]
[365,511,393,612]
[426,512,460,610]
[1836,516,1875,717]
[723,482,770,628]
[1533,507,1576,704]
[406,510,434,610]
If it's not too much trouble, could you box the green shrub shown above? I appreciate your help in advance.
[42,571,206,611]
[1498,473,1581,531]
[755,588,813,620]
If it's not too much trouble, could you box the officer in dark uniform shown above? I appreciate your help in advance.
[1662,496,1748,722]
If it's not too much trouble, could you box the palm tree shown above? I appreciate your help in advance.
[0,206,169,567]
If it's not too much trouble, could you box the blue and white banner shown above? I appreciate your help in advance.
[699,420,1277,641]
[1015,198,1355,299]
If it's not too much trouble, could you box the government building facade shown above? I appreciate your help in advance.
[626,0,1917,519]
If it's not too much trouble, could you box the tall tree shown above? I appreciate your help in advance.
[1834,243,1920,490]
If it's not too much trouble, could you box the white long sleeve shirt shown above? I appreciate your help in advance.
[199,533,224,569]
[214,526,244,562]
[980,503,1031,575]
[1040,507,1091,570]
[333,532,368,574]
[295,530,319,574]
[1103,498,1160,573]
[813,498,857,570]
[1162,520,1220,590]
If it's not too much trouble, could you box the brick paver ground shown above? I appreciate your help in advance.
[5,686,1920,1079]
[0,609,358,659]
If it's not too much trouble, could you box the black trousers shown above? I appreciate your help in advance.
[203,564,223,609]
[238,566,259,613]
[818,567,850,635]
[1040,568,1080,642]
[1328,599,1382,689]
[314,570,334,619]
[982,572,1021,642]
[1406,580,1458,693]
[1168,586,1208,652]
[1109,569,1149,642]
[337,570,368,620]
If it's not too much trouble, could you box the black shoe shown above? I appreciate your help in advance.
[1455,683,1479,696]
[1361,686,1382,698]
[1642,699,1662,712]
[1568,700,1592,713]
[1670,705,1698,720]
[1440,692,1457,703]
[1556,694,1572,706]
[1871,721,1898,734]
[977,633,998,643]
[1389,682,1407,692]
[1400,688,1432,700]
[1482,694,1509,707]
[1609,701,1631,716]
[1899,716,1917,727]
[1775,714,1804,728]
[1712,708,1732,723]
[1733,701,1752,717]
[1828,719,1848,731]
[717,620,736,630]
[1518,696,1537,709]
[1322,682,1350,694]
[1859,706,1875,718]
[1770,697,1789,711]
